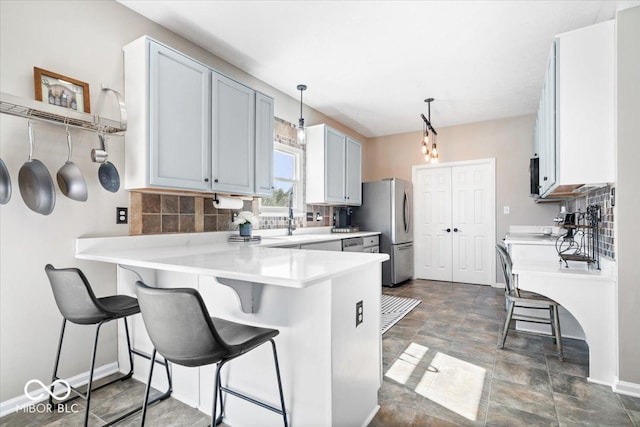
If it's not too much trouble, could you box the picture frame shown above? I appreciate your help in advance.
[34,67,91,113]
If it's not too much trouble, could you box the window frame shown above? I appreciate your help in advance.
[259,142,304,216]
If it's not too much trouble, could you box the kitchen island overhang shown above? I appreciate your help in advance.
[76,233,389,427]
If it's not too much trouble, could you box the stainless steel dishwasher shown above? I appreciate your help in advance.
[342,237,364,252]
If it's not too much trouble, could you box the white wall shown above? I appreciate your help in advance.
[363,115,561,282]
[616,5,640,386]
[0,0,363,403]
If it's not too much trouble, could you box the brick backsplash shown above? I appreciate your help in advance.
[565,185,615,259]
[130,117,339,235]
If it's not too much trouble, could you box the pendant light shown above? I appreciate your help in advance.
[420,98,439,163]
[297,84,307,145]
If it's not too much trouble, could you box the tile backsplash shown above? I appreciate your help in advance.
[565,185,615,259]
[130,192,334,235]
[130,116,336,236]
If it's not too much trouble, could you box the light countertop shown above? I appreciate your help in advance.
[504,233,558,246]
[76,230,388,288]
[512,260,615,281]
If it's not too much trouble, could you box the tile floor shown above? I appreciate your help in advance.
[1,279,638,426]
[371,279,640,427]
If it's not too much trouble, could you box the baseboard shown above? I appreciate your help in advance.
[361,404,380,427]
[613,377,640,397]
[492,281,505,289]
[0,362,119,418]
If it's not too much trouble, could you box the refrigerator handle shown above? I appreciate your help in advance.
[403,191,410,234]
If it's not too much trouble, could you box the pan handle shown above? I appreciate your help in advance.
[27,121,34,161]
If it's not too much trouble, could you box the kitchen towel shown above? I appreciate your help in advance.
[213,196,243,210]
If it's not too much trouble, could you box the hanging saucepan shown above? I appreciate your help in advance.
[18,122,56,215]
[0,158,11,204]
[92,133,120,193]
[56,128,88,201]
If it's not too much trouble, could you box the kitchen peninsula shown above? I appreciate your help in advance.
[76,231,388,427]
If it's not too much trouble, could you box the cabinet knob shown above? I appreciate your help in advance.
[443,228,451,233]
[543,176,548,181]
[204,178,209,182]
[214,179,219,183]
[454,228,461,233]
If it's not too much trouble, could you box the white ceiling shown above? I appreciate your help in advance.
[119,0,637,138]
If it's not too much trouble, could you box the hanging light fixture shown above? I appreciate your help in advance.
[420,98,439,163]
[297,84,307,145]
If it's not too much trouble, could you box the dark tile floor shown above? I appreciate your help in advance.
[371,279,640,427]
[2,279,638,426]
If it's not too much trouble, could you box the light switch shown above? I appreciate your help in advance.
[503,206,510,215]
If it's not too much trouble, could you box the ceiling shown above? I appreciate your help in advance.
[118,0,637,138]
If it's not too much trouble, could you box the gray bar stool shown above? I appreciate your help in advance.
[135,281,288,427]
[44,264,172,426]
[495,245,564,360]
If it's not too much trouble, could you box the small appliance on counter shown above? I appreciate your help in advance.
[332,207,359,232]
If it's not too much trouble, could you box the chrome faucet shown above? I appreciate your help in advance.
[287,189,296,236]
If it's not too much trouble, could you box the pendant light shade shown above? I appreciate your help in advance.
[297,84,307,145]
[420,98,440,163]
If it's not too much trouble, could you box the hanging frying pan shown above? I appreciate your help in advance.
[93,133,120,193]
[18,122,56,215]
[0,158,11,204]
[56,128,88,201]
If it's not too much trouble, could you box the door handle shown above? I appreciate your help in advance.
[442,228,451,233]
[453,228,461,232]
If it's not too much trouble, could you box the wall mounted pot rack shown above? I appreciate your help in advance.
[0,85,127,134]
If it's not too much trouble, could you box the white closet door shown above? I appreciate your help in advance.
[451,163,494,285]
[413,159,495,285]
[414,167,452,281]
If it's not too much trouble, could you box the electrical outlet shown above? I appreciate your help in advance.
[116,207,128,224]
[356,300,363,327]
[503,206,510,215]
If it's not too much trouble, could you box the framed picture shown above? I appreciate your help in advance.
[34,67,90,113]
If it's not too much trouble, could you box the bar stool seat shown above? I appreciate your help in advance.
[135,281,288,427]
[44,264,172,427]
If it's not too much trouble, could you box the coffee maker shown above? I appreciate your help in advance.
[333,207,354,230]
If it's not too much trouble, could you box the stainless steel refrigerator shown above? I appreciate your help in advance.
[352,178,413,287]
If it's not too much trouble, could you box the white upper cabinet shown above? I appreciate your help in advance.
[125,38,211,191]
[345,137,362,205]
[536,43,557,196]
[536,20,615,198]
[254,92,274,197]
[211,73,255,194]
[123,36,274,196]
[306,124,362,206]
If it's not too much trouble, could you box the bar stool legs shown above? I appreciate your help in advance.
[50,317,171,427]
[212,339,288,427]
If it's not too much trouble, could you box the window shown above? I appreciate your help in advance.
[260,142,303,215]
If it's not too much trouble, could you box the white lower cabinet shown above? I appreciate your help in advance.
[124,36,274,195]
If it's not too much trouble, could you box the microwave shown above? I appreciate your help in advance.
[529,158,539,195]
